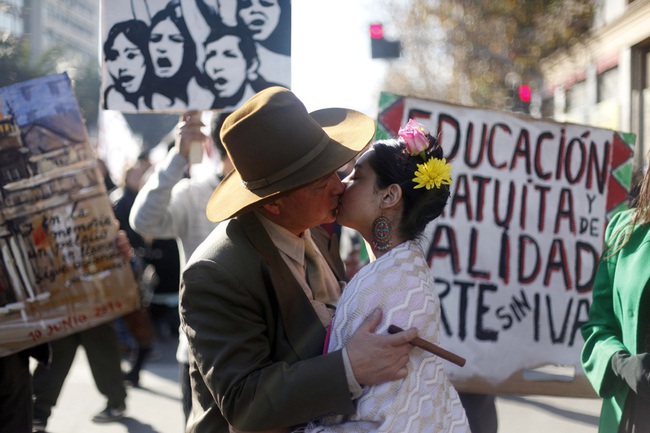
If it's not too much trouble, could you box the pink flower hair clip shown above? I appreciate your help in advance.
[398,118,430,160]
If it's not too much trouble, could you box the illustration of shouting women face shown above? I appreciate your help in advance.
[204,34,249,98]
[105,28,147,95]
[149,17,185,78]
[237,0,281,42]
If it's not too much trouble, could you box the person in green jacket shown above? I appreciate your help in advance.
[581,159,650,433]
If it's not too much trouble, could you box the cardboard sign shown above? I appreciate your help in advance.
[377,93,635,397]
[101,0,291,112]
[0,73,139,357]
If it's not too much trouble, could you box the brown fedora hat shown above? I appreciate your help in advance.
[206,86,376,222]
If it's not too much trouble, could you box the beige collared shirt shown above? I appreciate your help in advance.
[256,212,341,326]
[255,211,363,398]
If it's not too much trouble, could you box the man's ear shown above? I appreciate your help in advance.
[381,184,402,209]
[261,200,281,216]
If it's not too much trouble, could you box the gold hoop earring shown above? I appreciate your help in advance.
[371,215,392,252]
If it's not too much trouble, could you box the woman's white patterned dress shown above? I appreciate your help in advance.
[306,240,470,433]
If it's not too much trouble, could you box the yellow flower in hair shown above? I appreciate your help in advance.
[413,157,453,190]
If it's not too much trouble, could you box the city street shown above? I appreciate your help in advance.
[35,333,603,433]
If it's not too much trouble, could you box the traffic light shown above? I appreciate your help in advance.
[369,23,401,59]
[513,84,531,114]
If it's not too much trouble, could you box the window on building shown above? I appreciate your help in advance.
[597,67,619,102]
[565,80,587,112]
[541,95,555,118]
[0,0,24,34]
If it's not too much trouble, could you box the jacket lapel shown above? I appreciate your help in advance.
[311,226,347,283]
[237,212,326,359]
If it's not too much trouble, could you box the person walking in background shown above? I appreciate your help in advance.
[141,233,182,341]
[30,227,136,431]
[32,324,129,428]
[0,344,49,433]
[581,152,650,433]
[179,86,417,433]
[129,110,232,425]
[111,153,158,388]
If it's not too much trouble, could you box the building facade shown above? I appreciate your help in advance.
[0,0,98,66]
[0,0,24,35]
[541,0,650,170]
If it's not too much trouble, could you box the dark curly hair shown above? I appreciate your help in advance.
[367,133,450,240]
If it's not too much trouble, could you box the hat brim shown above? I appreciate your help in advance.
[206,108,375,222]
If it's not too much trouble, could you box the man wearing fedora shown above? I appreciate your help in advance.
[180,86,417,433]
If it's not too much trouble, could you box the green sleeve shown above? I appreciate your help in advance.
[581,211,629,398]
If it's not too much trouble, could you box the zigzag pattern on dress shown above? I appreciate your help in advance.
[304,240,470,432]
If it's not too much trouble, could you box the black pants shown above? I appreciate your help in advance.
[32,323,127,422]
[0,352,32,433]
[459,392,498,433]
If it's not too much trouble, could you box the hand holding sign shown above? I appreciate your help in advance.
[176,111,207,164]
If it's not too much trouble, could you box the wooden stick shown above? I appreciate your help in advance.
[388,324,466,367]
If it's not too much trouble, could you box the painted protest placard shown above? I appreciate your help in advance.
[0,73,139,357]
[377,93,635,397]
[101,0,291,112]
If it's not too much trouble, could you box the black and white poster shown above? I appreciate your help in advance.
[101,0,291,112]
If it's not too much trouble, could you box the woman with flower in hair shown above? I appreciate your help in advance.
[304,120,470,432]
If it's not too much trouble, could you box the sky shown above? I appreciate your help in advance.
[291,0,390,117]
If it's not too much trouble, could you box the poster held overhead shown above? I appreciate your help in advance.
[101,0,291,113]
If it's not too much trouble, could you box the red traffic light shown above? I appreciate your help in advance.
[369,22,401,59]
[518,84,532,103]
[369,23,385,39]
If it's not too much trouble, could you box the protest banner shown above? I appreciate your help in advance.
[377,93,636,397]
[101,0,291,112]
[0,73,139,357]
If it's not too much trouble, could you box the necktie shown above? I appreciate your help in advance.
[303,238,328,301]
